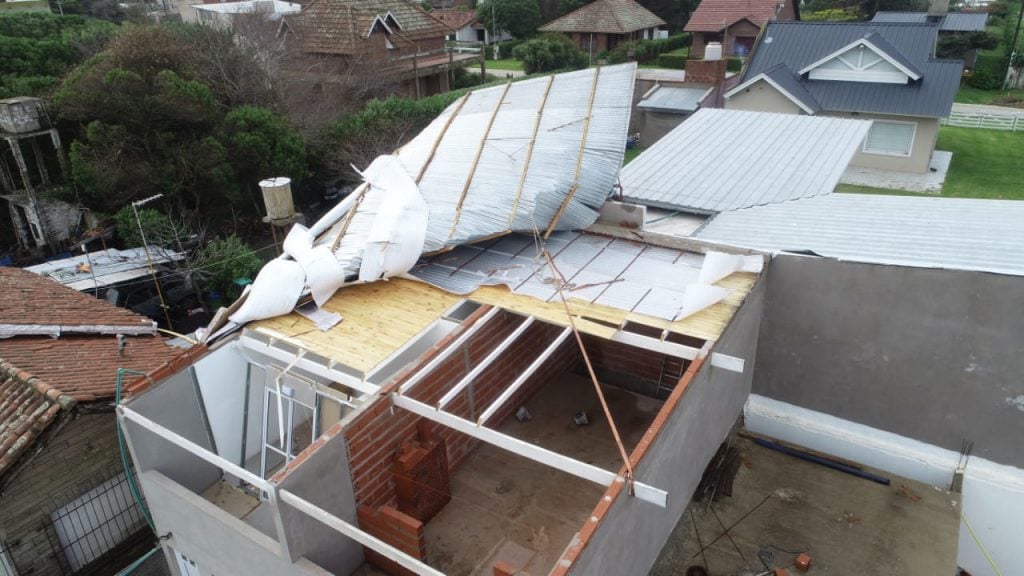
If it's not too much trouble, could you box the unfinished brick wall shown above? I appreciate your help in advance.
[581,334,691,399]
[394,426,451,522]
[344,311,580,510]
[356,505,426,576]
[685,59,727,84]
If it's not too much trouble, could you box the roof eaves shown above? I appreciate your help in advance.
[0,360,77,479]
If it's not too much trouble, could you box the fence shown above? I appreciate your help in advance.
[941,111,1024,131]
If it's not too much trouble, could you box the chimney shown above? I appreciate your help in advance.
[928,0,949,17]
[685,59,727,85]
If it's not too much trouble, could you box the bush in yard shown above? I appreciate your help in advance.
[195,235,262,296]
[726,56,743,72]
[968,52,1008,89]
[658,53,687,69]
[512,34,587,74]
[604,33,690,64]
[115,206,176,247]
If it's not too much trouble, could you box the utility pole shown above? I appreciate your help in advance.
[132,194,174,330]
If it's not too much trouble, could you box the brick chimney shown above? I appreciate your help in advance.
[685,59,727,85]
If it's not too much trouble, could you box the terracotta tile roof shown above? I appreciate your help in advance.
[431,8,476,30]
[539,0,665,34]
[290,0,454,55]
[685,0,786,32]
[0,266,155,329]
[0,362,75,478]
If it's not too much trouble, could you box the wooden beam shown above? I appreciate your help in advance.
[278,490,445,576]
[477,327,572,426]
[608,331,745,374]
[544,66,601,239]
[398,307,500,395]
[239,333,378,396]
[437,316,535,409]
[119,406,268,490]
[416,92,472,184]
[447,80,513,241]
[393,394,668,508]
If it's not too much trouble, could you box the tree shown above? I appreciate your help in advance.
[221,105,308,210]
[936,31,1000,60]
[476,0,542,39]
[558,0,590,16]
[194,235,262,297]
[512,34,587,74]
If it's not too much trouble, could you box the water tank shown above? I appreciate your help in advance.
[259,177,296,221]
[704,42,723,61]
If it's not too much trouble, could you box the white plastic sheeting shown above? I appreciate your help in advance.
[220,64,636,332]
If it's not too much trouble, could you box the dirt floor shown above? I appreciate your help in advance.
[651,435,961,576]
[422,371,664,576]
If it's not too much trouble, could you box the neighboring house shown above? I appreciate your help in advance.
[0,267,182,576]
[184,0,301,28]
[684,0,798,59]
[872,10,989,33]
[433,8,511,45]
[539,0,666,60]
[0,97,80,256]
[284,0,478,98]
[724,22,963,173]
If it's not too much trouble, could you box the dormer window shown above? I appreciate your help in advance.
[799,36,921,85]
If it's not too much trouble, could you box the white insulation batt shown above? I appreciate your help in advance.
[223,64,637,330]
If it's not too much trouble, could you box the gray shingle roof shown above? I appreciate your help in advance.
[694,194,1024,276]
[539,0,666,34]
[741,22,963,118]
[871,11,989,32]
[619,109,871,213]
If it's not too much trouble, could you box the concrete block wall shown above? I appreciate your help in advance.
[343,311,580,510]
[356,505,426,576]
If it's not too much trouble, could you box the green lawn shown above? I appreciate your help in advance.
[935,126,1024,199]
[485,58,523,71]
[955,85,1024,106]
[663,46,689,57]
[835,126,1024,200]
[623,146,644,165]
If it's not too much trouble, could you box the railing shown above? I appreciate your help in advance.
[446,40,484,54]
[941,111,1024,131]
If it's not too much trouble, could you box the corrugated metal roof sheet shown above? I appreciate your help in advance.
[539,0,666,34]
[619,108,871,213]
[637,86,708,113]
[872,11,988,32]
[694,193,1024,276]
[742,22,963,118]
[25,247,185,290]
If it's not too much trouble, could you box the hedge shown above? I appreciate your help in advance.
[968,51,1008,89]
[603,33,691,65]
[726,56,743,72]
[657,53,686,69]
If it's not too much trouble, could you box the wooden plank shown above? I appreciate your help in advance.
[508,75,555,229]
[416,91,472,183]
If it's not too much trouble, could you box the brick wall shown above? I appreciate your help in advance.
[685,59,727,84]
[344,311,580,510]
[580,335,690,399]
[356,505,426,576]
[0,412,164,576]
[394,428,450,522]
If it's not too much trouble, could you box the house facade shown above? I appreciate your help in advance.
[284,0,479,98]
[725,22,963,173]
[684,0,798,59]
[433,8,511,45]
[539,0,666,60]
[0,267,181,576]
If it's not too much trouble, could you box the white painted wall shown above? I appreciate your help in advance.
[745,394,1024,576]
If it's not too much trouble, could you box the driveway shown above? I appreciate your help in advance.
[952,102,1024,117]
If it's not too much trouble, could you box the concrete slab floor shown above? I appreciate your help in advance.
[423,372,664,576]
[200,478,260,519]
[652,435,961,576]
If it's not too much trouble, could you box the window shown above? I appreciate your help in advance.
[863,120,916,156]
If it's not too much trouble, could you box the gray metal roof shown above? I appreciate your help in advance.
[761,64,820,113]
[743,22,963,118]
[637,86,709,114]
[859,31,923,78]
[24,247,184,291]
[872,11,989,32]
[694,194,1024,276]
[619,108,871,214]
[411,231,742,322]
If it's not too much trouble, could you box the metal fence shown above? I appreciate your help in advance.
[941,111,1024,131]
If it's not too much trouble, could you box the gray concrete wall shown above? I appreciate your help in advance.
[566,273,767,575]
[753,255,1024,468]
[275,434,364,575]
[826,112,939,173]
[140,471,328,576]
[725,79,803,114]
[125,370,220,493]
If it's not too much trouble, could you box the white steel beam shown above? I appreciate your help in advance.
[240,333,378,396]
[610,331,745,374]
[393,394,668,508]
[477,327,572,426]
[278,490,445,576]
[118,406,268,489]
[437,316,535,409]
[398,307,501,395]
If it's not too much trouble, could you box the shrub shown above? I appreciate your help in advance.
[195,235,262,296]
[115,206,176,247]
[968,52,1008,89]
[658,53,687,69]
[485,39,523,59]
[512,34,587,74]
[726,56,743,72]
[604,33,690,64]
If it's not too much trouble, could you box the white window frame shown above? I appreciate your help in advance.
[862,119,917,157]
